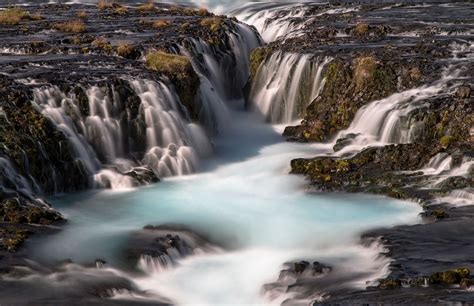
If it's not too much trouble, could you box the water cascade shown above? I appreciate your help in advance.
[332,68,462,154]
[250,51,329,123]
[32,79,213,189]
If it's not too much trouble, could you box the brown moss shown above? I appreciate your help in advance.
[0,7,30,26]
[116,42,135,58]
[354,22,369,37]
[354,56,378,89]
[115,5,128,15]
[92,37,112,52]
[77,10,87,19]
[153,20,171,29]
[53,20,86,33]
[200,17,223,32]
[138,1,155,12]
[97,0,114,10]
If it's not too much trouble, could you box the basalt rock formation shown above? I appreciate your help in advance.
[0,3,258,257]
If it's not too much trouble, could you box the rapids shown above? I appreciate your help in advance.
[3,0,463,305]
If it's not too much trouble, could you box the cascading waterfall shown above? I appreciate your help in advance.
[181,21,261,132]
[332,68,462,154]
[0,157,39,200]
[32,79,213,189]
[250,51,329,123]
[132,79,212,178]
[28,20,260,190]
[229,2,310,42]
[33,87,101,176]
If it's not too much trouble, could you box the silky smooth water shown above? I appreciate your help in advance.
[16,0,424,303]
[30,110,422,304]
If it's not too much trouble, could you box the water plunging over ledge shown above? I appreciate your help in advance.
[29,110,422,304]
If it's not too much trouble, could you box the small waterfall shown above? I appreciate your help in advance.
[333,69,461,153]
[131,79,212,178]
[138,254,175,274]
[33,87,101,175]
[433,157,474,187]
[249,52,329,123]
[0,157,37,199]
[230,2,310,42]
[422,153,453,175]
[436,189,474,206]
[32,78,214,189]
[182,21,261,132]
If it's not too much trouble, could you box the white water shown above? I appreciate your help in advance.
[331,67,461,155]
[250,51,329,123]
[5,1,464,304]
[31,112,422,304]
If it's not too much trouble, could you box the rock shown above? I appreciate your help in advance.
[460,278,472,289]
[456,84,471,98]
[430,209,449,220]
[379,278,402,289]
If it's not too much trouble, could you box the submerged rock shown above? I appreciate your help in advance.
[124,224,222,270]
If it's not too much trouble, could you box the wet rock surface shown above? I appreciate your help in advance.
[124,224,222,270]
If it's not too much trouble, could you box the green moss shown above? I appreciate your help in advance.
[335,160,350,173]
[430,209,449,219]
[249,47,272,79]
[200,17,224,32]
[379,278,401,289]
[430,268,469,285]
[354,56,378,89]
[145,51,192,75]
[439,135,454,148]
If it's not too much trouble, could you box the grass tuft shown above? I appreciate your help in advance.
[138,1,155,12]
[200,17,223,32]
[116,42,135,58]
[153,19,171,29]
[53,20,86,33]
[0,7,30,26]
[145,51,191,75]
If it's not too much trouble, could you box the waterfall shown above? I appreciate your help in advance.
[0,157,38,200]
[132,79,211,178]
[436,189,474,206]
[230,2,310,42]
[33,87,101,176]
[422,153,453,175]
[332,68,461,153]
[32,79,213,189]
[182,21,261,132]
[249,52,329,123]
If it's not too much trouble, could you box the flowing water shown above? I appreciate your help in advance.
[3,0,439,304]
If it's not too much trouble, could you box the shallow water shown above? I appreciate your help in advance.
[29,110,422,304]
[10,0,427,303]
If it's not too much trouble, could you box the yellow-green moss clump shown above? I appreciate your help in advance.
[200,17,224,32]
[249,47,272,79]
[116,42,135,58]
[145,51,191,75]
[53,20,86,33]
[354,22,369,37]
[153,20,171,29]
[354,56,378,89]
[138,1,155,12]
[0,7,30,26]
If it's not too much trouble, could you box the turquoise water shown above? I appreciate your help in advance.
[31,111,422,304]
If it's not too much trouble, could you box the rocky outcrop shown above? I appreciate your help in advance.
[0,2,257,257]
